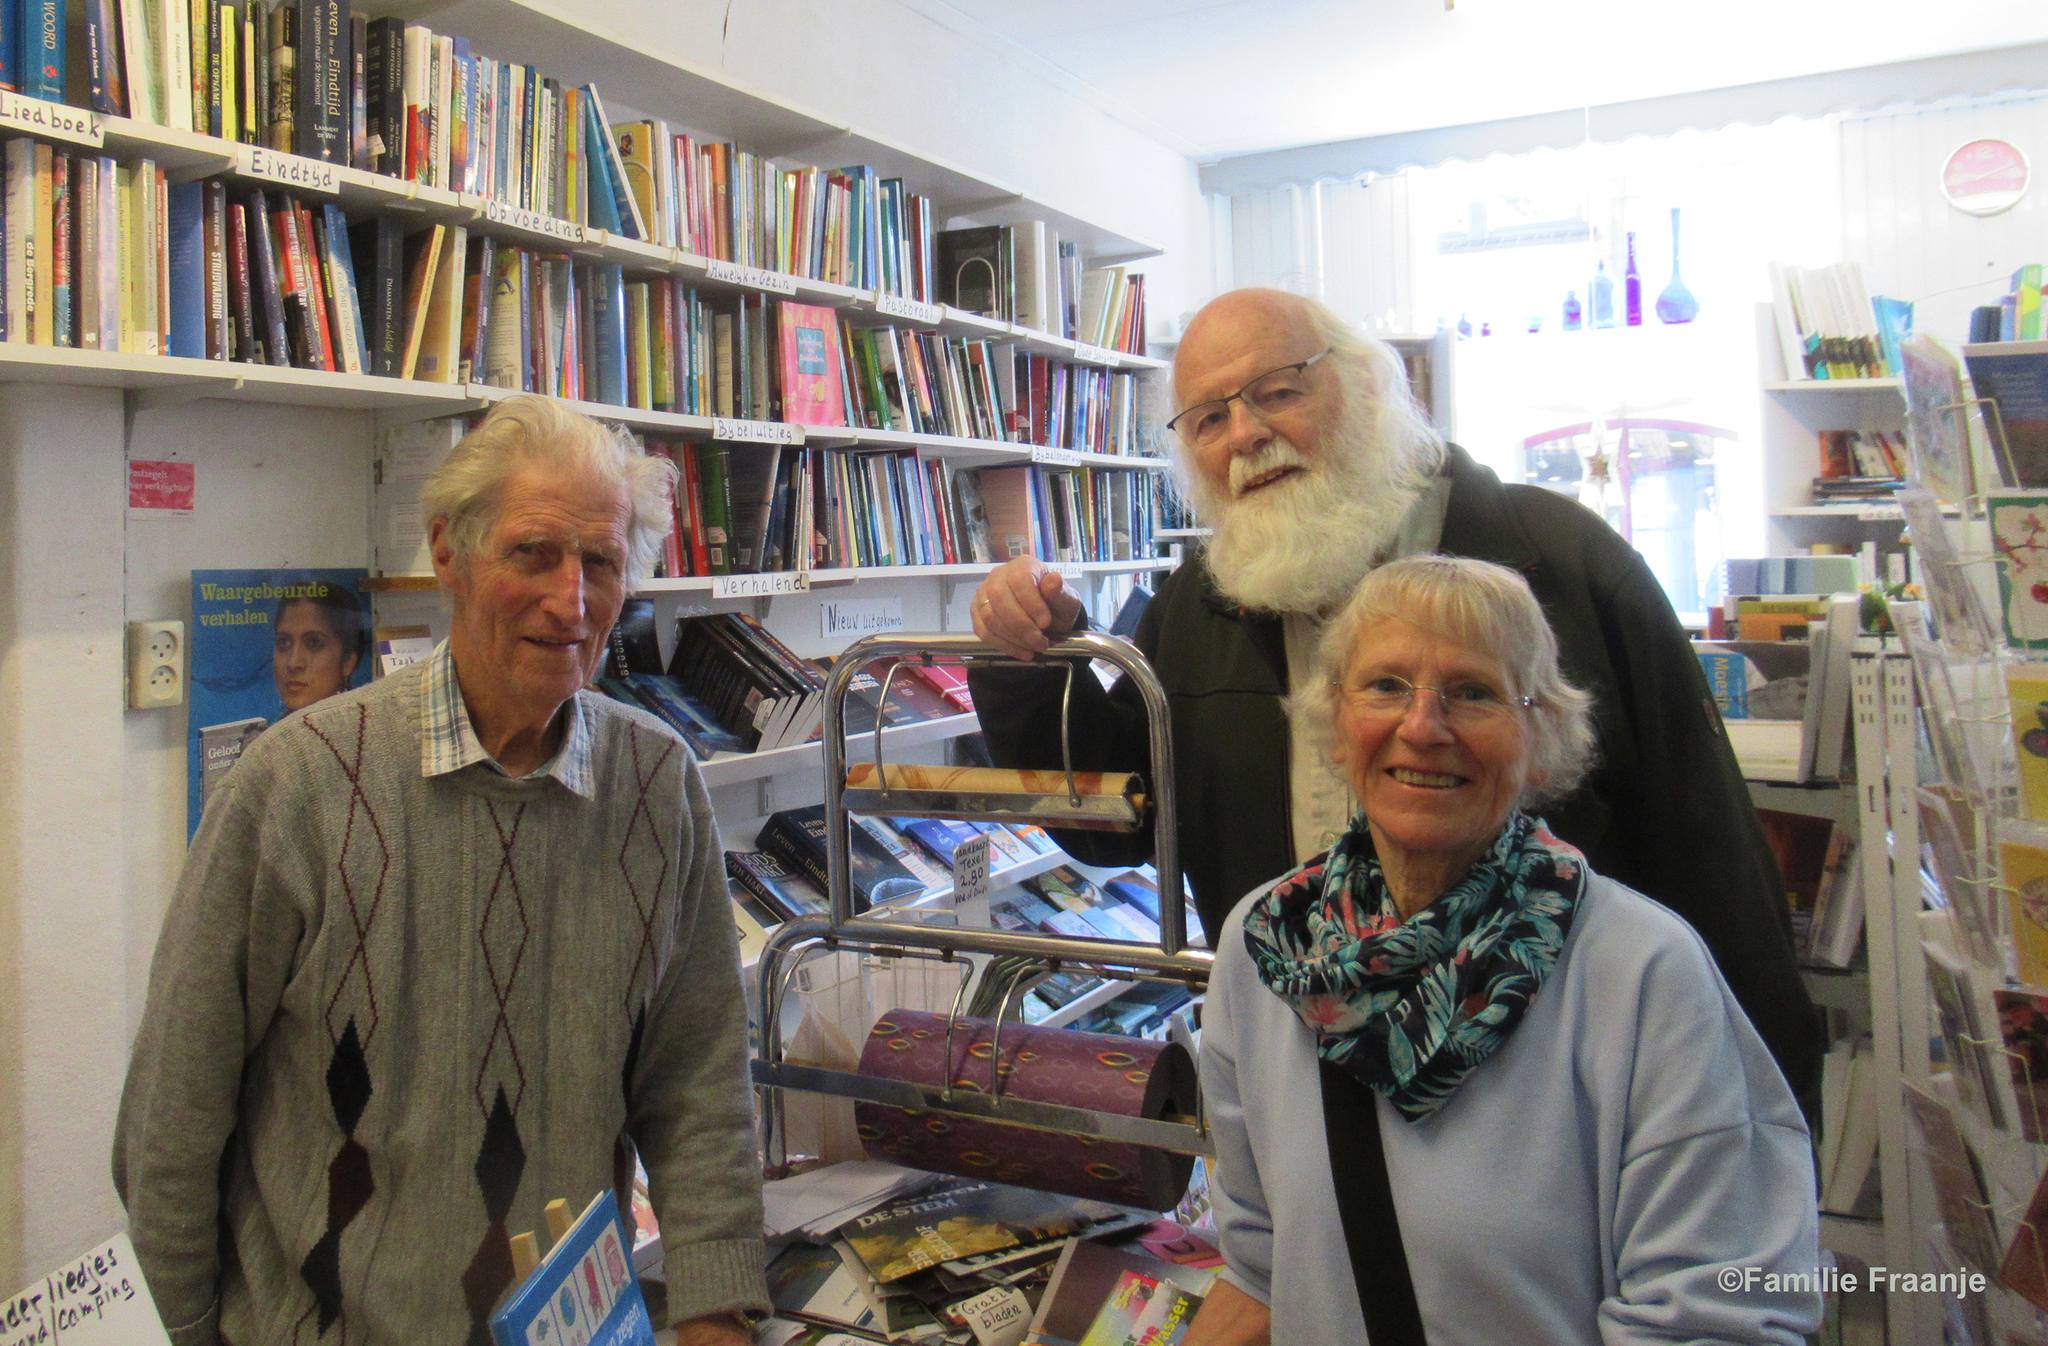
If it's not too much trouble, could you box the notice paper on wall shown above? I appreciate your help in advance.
[1,1231,171,1346]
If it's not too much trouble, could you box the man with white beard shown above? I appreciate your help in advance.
[967,287,1819,1109]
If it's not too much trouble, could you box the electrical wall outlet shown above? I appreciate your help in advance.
[127,620,186,710]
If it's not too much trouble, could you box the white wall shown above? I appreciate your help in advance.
[0,0,1204,1295]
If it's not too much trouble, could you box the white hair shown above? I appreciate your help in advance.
[1172,300,1445,614]
[421,395,676,588]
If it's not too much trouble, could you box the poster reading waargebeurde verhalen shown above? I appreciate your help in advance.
[188,569,372,837]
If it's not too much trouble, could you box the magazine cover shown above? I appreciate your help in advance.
[188,568,372,836]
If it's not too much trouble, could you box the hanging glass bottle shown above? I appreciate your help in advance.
[1655,207,1700,324]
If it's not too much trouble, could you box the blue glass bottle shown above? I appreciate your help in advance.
[1590,263,1616,328]
[1562,290,1582,331]
[1624,231,1643,327]
[1655,208,1700,324]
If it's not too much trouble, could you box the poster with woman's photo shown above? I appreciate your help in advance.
[188,568,372,836]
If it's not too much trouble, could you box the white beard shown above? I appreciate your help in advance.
[1187,404,1429,615]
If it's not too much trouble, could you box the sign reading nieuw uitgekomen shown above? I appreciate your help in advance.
[1,1233,170,1346]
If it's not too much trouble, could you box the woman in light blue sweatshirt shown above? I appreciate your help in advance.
[1186,556,1821,1345]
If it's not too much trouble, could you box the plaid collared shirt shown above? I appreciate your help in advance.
[418,640,597,797]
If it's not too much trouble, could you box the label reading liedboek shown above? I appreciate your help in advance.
[0,91,102,147]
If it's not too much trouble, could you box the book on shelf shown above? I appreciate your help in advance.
[756,802,925,910]
[1695,631,1833,784]
[1962,339,2048,490]
[724,846,827,924]
[1817,1035,1879,1216]
[1766,260,1885,380]
[668,610,822,752]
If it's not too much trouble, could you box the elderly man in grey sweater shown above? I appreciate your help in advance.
[114,396,767,1346]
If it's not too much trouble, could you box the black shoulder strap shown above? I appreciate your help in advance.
[1319,1058,1429,1344]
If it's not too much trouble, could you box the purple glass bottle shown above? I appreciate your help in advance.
[1624,232,1642,328]
[1563,290,1582,331]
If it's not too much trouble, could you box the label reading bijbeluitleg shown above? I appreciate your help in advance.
[712,571,811,599]
[712,418,803,445]
[482,197,585,245]
[874,292,941,325]
[704,259,798,295]
[960,1284,1029,1346]
[239,146,339,195]
[1031,447,1082,467]
[951,834,991,912]
[0,91,104,147]
[1071,342,1118,367]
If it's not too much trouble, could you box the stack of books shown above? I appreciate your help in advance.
[934,223,1146,350]
[1766,260,1887,380]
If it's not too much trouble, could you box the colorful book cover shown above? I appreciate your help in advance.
[2001,835,2048,987]
[488,1190,654,1346]
[777,301,845,427]
[841,1179,1117,1285]
[1969,341,2048,491]
[2007,665,2048,822]
[1990,490,2048,649]
[1901,334,1975,503]
[1995,988,2048,1145]
[188,568,370,835]
[1077,1268,1201,1346]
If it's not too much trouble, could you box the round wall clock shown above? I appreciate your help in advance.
[1942,138,2030,216]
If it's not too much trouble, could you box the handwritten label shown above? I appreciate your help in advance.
[481,197,586,244]
[711,417,803,445]
[1031,447,1083,467]
[874,292,941,325]
[822,596,906,640]
[0,91,103,146]
[1071,342,1119,367]
[712,571,811,599]
[1051,563,1086,583]
[2,1233,170,1346]
[238,146,339,194]
[705,259,798,295]
[1856,506,1899,522]
[960,1284,1029,1346]
[952,834,992,912]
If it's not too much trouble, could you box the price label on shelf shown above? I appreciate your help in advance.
[1030,447,1083,467]
[874,293,941,325]
[705,259,798,295]
[1071,342,1119,368]
[481,197,586,245]
[239,146,339,194]
[711,418,803,445]
[711,571,811,599]
[0,90,103,147]
[1857,507,1899,522]
[951,834,991,910]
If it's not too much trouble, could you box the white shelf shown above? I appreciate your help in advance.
[698,713,979,790]
[630,557,1172,594]
[1035,975,1141,1031]
[1763,378,1904,394]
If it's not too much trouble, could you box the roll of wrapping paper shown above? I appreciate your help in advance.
[854,1009,1196,1210]
[841,762,1149,832]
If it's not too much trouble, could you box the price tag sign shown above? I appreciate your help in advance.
[1031,447,1082,467]
[951,833,991,910]
[874,292,942,325]
[711,418,803,445]
[481,197,586,244]
[705,259,798,295]
[1,1233,171,1346]
[711,571,811,599]
[0,90,103,147]
[239,145,339,195]
[960,1285,1030,1346]
[1071,342,1119,367]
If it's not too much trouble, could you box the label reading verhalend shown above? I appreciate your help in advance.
[874,293,941,325]
[951,834,992,912]
[711,418,803,445]
[1031,447,1082,467]
[239,146,339,195]
[704,259,798,295]
[1071,342,1119,367]
[482,197,586,245]
[0,91,104,147]
[711,572,811,599]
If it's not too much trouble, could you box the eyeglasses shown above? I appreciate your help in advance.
[1166,348,1333,448]
[1334,673,1534,723]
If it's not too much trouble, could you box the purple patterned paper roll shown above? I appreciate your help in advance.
[854,1009,1195,1210]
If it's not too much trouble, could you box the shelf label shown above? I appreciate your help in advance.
[481,197,586,245]
[712,418,803,445]
[0,91,103,147]
[1071,342,1119,367]
[1030,447,1082,467]
[874,292,941,325]
[821,596,905,640]
[238,146,339,194]
[1051,563,1086,583]
[705,259,798,295]
[951,834,991,910]
[712,571,811,599]
[1856,507,1898,522]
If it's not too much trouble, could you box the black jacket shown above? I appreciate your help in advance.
[970,444,1821,1107]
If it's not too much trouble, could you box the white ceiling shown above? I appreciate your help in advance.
[898,0,2048,162]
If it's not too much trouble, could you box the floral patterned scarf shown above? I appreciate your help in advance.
[1241,810,1586,1121]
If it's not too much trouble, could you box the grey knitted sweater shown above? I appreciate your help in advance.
[114,664,768,1345]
